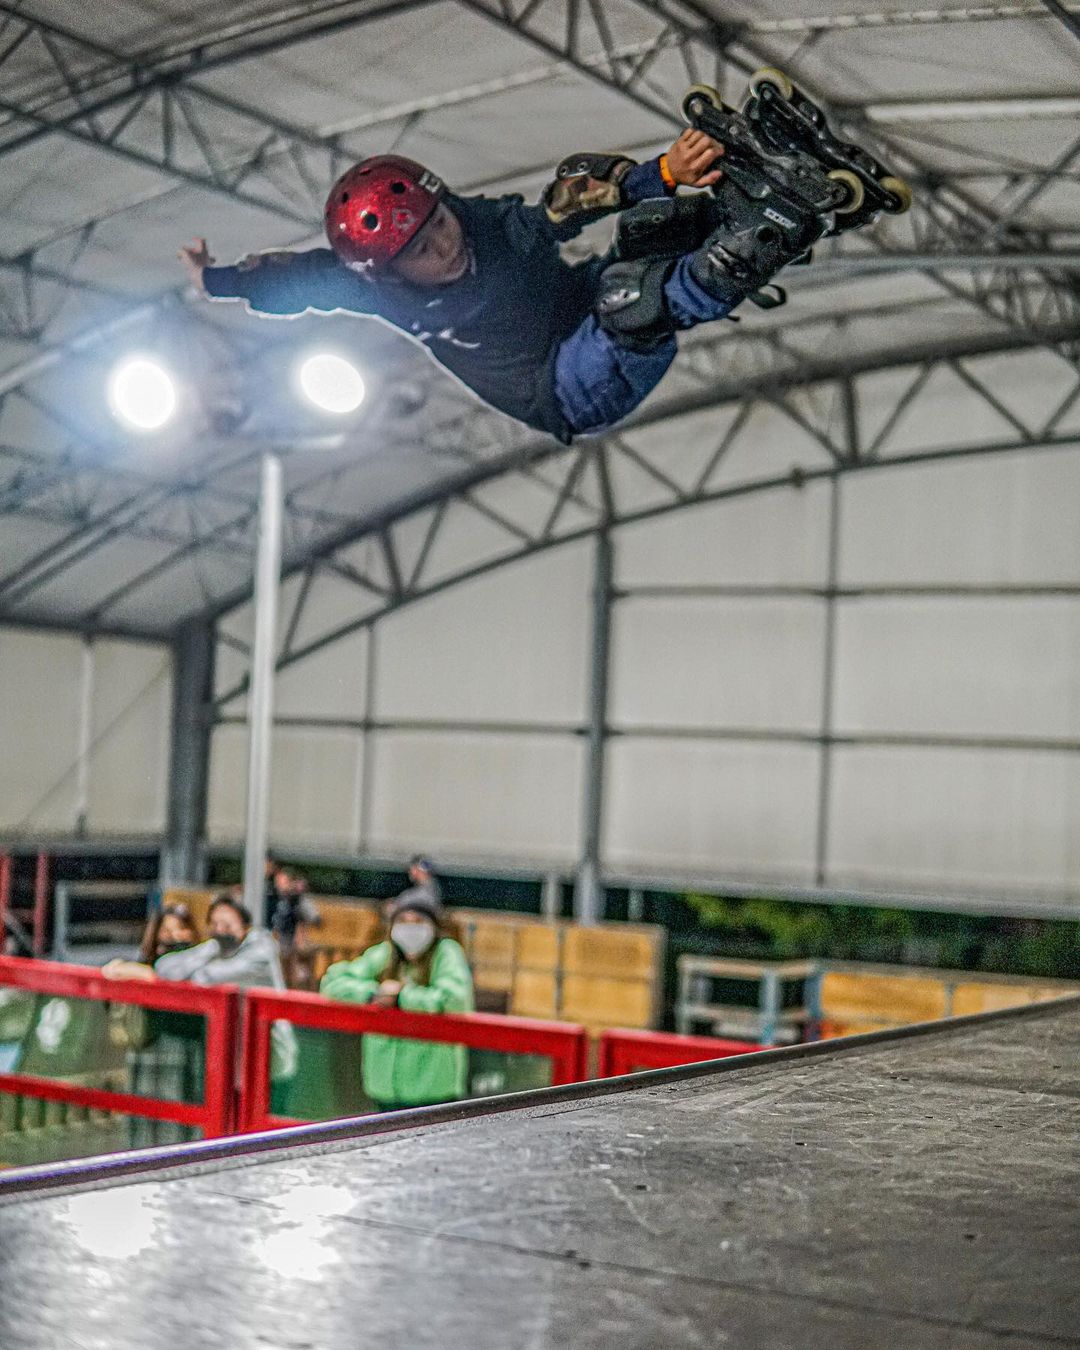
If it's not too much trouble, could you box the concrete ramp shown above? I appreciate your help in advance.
[1,999,1078,1349]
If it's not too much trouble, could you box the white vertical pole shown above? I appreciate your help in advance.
[75,637,95,835]
[574,531,613,926]
[242,453,284,928]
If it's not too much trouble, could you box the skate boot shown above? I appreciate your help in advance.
[681,83,855,236]
[683,74,913,237]
[741,68,912,232]
[685,170,826,313]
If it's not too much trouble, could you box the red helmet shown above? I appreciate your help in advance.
[325,155,445,274]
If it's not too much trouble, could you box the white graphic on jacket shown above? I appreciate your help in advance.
[409,320,481,349]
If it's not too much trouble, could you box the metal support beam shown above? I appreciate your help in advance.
[815,476,842,888]
[1040,0,1080,42]
[356,625,379,854]
[161,620,216,885]
[574,530,613,926]
[241,454,284,928]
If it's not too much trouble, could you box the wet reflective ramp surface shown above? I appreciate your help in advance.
[2,1000,1078,1350]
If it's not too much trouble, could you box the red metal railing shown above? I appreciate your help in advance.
[1,960,760,1150]
[0,955,239,1138]
[598,1028,762,1078]
[239,988,590,1132]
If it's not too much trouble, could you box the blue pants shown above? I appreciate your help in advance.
[553,257,734,436]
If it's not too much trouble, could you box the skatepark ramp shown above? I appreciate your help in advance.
[1,997,1077,1348]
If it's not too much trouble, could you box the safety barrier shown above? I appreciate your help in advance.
[1,959,761,1161]
[597,1027,762,1078]
[0,955,238,1144]
[239,988,590,1132]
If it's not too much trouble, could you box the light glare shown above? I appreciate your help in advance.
[298,352,365,415]
[108,357,177,431]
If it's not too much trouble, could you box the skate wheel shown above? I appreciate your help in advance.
[828,169,865,214]
[748,67,794,101]
[879,175,913,214]
[681,83,723,124]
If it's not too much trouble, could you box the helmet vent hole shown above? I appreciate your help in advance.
[340,192,349,203]
[391,181,407,194]
[362,211,379,231]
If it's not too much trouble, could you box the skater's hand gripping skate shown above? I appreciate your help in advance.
[664,129,724,188]
[178,237,214,293]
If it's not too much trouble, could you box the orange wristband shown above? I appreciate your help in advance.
[659,153,677,191]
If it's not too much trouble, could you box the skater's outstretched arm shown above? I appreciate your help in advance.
[178,237,374,317]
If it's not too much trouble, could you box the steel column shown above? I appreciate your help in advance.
[356,624,379,854]
[74,637,95,835]
[242,454,284,928]
[574,531,613,926]
[814,476,843,887]
[162,620,216,885]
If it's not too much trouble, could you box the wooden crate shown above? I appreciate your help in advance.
[950,981,1065,1016]
[562,926,657,980]
[310,899,380,949]
[821,964,1080,1036]
[821,971,948,1029]
[560,973,656,1029]
[510,970,558,1020]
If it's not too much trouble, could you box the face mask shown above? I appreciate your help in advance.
[392,921,435,959]
[157,941,190,956]
[214,933,242,956]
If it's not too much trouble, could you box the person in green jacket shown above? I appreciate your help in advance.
[320,892,473,1111]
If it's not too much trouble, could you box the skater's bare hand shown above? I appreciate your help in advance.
[665,128,724,188]
[178,237,214,292]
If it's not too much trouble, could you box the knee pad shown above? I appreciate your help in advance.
[595,257,676,353]
[613,194,717,262]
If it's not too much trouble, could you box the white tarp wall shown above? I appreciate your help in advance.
[210,542,590,864]
[0,627,172,837]
[207,355,1080,902]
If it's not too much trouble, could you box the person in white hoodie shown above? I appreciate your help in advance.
[154,895,285,991]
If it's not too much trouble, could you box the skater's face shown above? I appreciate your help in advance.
[393,204,469,286]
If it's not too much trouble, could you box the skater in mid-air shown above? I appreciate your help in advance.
[180,70,910,444]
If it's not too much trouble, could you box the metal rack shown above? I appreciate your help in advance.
[676,955,823,1046]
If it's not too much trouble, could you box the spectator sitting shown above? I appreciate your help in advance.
[320,891,473,1111]
[102,903,201,983]
[154,895,286,990]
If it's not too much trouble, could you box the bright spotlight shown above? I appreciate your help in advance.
[297,352,366,415]
[108,357,177,431]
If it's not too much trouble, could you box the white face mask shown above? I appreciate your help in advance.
[392,920,436,959]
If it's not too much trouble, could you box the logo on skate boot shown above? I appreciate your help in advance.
[763,206,798,232]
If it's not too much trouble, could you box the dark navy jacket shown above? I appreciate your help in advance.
[203,160,668,442]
